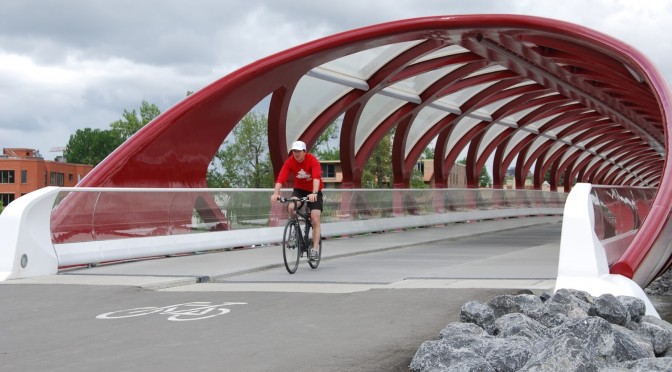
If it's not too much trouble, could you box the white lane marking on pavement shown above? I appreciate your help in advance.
[156,279,556,293]
[96,301,247,321]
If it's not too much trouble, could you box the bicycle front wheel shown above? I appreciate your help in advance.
[283,220,301,274]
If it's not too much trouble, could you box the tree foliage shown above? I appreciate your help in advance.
[63,128,124,166]
[458,158,492,188]
[409,168,427,188]
[314,122,340,160]
[362,130,393,188]
[208,112,273,188]
[409,147,434,189]
[479,166,492,188]
[544,168,565,186]
[64,100,161,166]
[110,100,161,140]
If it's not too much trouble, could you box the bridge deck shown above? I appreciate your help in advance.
[1,217,563,371]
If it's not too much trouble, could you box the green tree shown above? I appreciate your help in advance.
[110,100,161,140]
[458,158,491,188]
[64,128,124,166]
[0,202,4,214]
[423,147,435,160]
[544,168,565,186]
[409,168,427,188]
[362,130,393,188]
[209,112,273,188]
[479,166,492,188]
[410,147,434,189]
[314,122,340,160]
[63,100,161,166]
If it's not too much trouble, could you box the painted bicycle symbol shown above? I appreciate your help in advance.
[96,301,247,321]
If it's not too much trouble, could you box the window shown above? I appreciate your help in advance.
[21,170,27,184]
[416,162,424,174]
[321,164,336,178]
[1,193,15,206]
[68,174,73,181]
[50,172,65,186]
[0,170,15,183]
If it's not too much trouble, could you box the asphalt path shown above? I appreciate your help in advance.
[1,219,563,372]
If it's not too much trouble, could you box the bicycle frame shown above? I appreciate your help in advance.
[283,197,312,254]
[278,196,321,273]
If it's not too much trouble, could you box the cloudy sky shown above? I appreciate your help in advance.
[1,0,671,160]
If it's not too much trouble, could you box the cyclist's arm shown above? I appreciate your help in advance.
[272,182,283,201]
[271,159,292,202]
[309,155,323,193]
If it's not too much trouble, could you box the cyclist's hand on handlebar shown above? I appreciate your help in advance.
[308,193,317,202]
[271,194,280,203]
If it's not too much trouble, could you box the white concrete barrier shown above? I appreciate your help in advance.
[0,187,60,281]
[0,187,564,281]
[555,183,659,317]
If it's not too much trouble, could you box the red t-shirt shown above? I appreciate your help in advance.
[277,153,323,192]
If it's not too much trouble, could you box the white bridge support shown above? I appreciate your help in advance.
[555,183,660,317]
[0,187,60,281]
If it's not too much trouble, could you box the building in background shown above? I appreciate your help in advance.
[320,159,467,189]
[0,148,93,207]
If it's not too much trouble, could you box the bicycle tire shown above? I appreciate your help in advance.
[308,238,322,269]
[283,220,301,274]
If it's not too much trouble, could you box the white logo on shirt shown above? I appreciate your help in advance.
[297,169,312,181]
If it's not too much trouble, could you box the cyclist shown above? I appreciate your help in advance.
[271,140,324,259]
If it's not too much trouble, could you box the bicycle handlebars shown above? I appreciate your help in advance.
[277,197,309,203]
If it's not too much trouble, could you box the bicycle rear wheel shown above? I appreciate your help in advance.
[283,220,301,274]
[308,238,322,269]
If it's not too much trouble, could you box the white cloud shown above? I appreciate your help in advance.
[0,0,670,160]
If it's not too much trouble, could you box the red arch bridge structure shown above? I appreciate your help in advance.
[1,15,670,316]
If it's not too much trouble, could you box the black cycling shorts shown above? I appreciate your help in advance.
[292,189,323,212]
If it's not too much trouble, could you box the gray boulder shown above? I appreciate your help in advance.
[633,321,671,355]
[409,337,495,372]
[618,296,646,323]
[588,293,630,326]
[549,288,592,313]
[553,316,652,365]
[439,322,486,339]
[460,301,495,334]
[487,294,544,320]
[481,336,533,372]
[519,335,598,371]
[613,324,656,356]
[493,313,551,341]
[603,356,672,371]
[538,300,571,328]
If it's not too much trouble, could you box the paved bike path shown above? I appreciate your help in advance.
[0,216,563,371]
[8,216,562,289]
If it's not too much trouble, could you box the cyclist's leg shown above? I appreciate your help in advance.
[288,189,304,216]
[308,191,323,250]
[310,209,321,249]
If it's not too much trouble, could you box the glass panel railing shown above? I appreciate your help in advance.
[51,188,567,245]
[590,186,656,265]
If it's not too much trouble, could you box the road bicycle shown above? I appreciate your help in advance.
[96,301,247,321]
[277,196,322,274]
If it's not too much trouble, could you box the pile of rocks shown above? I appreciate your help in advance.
[410,289,672,371]
[645,268,672,296]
